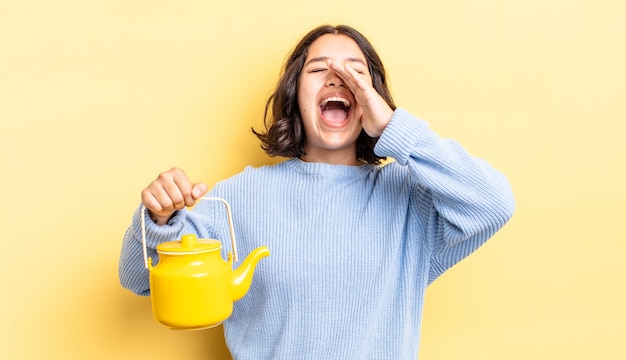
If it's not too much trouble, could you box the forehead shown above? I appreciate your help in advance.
[306,34,366,63]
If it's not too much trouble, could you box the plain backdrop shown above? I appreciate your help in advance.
[1,1,624,359]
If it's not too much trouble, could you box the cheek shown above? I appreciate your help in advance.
[297,91,314,129]
[298,91,319,120]
[297,82,311,109]
[353,104,363,120]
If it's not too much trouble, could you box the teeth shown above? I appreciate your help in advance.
[321,97,351,108]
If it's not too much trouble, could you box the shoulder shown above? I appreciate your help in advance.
[213,159,294,187]
[377,160,411,181]
[376,160,429,201]
[238,159,293,178]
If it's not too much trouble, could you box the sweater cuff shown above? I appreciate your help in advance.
[374,108,428,165]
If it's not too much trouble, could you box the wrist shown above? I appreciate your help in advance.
[149,210,175,225]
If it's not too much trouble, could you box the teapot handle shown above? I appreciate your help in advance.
[140,196,239,269]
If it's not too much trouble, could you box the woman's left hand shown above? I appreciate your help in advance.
[328,59,393,137]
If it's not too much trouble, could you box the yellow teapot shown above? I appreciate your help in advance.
[140,197,269,330]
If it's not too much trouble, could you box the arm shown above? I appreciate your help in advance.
[314,60,514,281]
[375,108,515,283]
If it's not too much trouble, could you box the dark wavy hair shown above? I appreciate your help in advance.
[252,24,396,164]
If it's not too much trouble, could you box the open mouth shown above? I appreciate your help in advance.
[320,97,351,123]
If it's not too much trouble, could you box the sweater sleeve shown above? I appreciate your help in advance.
[374,108,515,283]
[118,206,188,295]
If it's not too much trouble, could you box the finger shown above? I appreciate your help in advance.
[191,182,208,200]
[171,174,194,208]
[141,188,165,213]
[327,60,352,86]
[328,60,368,92]
[142,184,176,217]
[343,64,370,90]
[154,174,184,210]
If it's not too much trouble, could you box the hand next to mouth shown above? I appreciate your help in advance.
[328,59,393,138]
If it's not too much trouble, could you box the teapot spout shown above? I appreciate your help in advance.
[232,246,270,301]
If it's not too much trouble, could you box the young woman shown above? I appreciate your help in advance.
[119,24,515,359]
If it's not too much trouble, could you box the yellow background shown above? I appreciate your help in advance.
[1,0,624,359]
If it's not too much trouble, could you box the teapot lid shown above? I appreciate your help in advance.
[156,234,221,253]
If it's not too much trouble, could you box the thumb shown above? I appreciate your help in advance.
[191,182,208,200]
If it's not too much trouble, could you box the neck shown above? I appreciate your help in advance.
[299,150,361,166]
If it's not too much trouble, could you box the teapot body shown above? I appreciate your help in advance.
[140,198,269,331]
[149,238,233,330]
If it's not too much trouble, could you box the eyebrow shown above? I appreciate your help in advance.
[305,56,367,66]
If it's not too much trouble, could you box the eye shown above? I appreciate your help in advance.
[310,68,327,73]
[353,67,367,75]
[347,63,368,75]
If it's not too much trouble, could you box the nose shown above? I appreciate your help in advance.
[325,69,345,88]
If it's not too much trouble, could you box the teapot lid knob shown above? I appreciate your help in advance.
[181,234,197,249]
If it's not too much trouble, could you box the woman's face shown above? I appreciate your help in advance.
[297,34,372,165]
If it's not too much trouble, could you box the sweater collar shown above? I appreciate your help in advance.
[286,157,377,178]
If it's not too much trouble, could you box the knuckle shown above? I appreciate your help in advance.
[160,198,174,210]
[156,172,169,182]
[170,167,185,176]
[170,193,184,205]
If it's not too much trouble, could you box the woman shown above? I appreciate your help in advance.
[119,24,515,359]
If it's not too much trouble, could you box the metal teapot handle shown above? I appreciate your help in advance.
[140,196,239,269]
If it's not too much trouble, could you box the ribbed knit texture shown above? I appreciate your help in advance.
[119,108,515,359]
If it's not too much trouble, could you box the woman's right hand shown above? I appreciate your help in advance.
[141,167,208,225]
